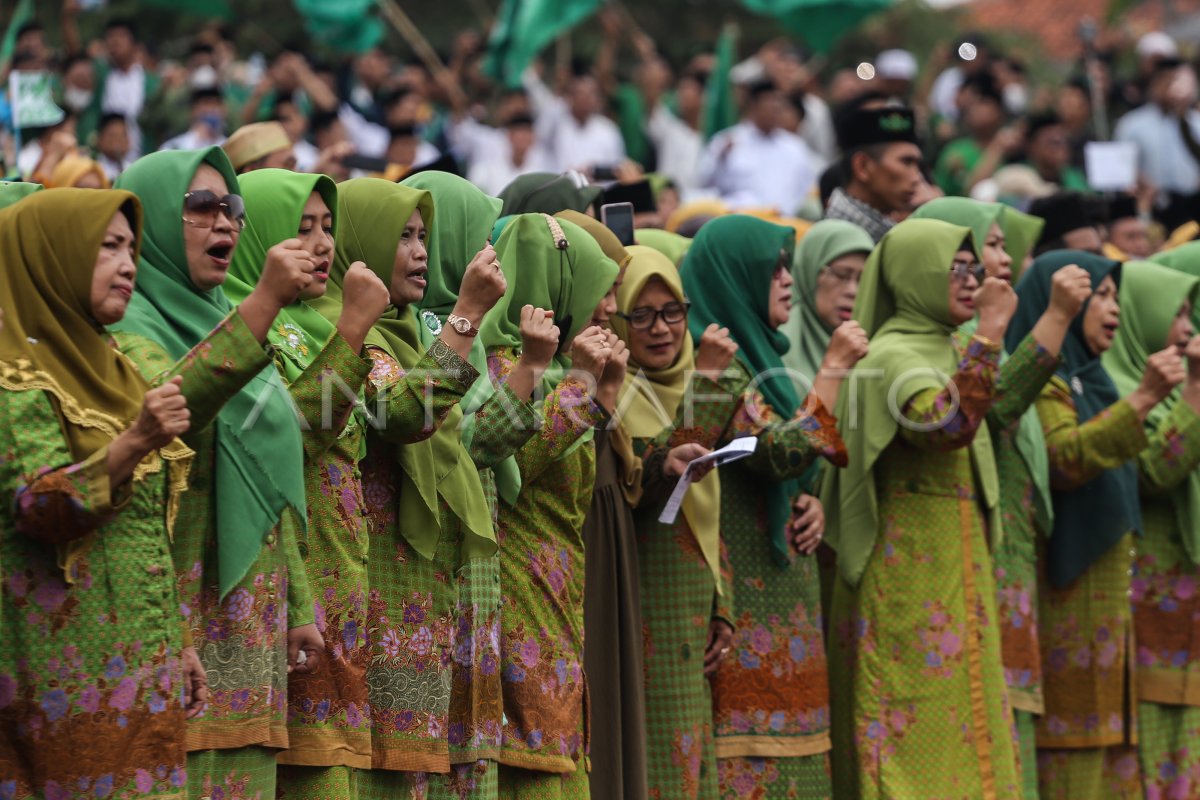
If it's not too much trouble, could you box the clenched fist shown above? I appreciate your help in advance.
[822,321,869,372]
[570,326,612,381]
[131,376,190,450]
[257,238,316,309]
[694,324,739,374]
[518,305,560,369]
[974,277,1018,341]
[1048,265,1093,321]
[454,245,507,321]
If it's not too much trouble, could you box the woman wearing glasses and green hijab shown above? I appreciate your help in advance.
[913,197,1094,797]
[109,147,324,796]
[823,218,1024,798]
[222,169,393,797]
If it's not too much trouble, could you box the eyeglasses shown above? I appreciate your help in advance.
[182,190,246,230]
[950,259,986,284]
[821,265,863,286]
[617,302,690,330]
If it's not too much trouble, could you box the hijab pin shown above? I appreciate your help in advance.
[421,310,443,336]
[1071,376,1084,395]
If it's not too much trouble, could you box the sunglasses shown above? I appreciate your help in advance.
[950,259,986,284]
[182,190,246,230]
[617,302,690,330]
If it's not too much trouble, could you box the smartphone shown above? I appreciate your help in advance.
[340,153,390,173]
[601,202,636,247]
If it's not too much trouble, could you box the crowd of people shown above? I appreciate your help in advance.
[7,6,1200,800]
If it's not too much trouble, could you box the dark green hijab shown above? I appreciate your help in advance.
[1007,250,1135,588]
[111,147,306,600]
[679,214,799,567]
[327,177,495,561]
[498,172,602,216]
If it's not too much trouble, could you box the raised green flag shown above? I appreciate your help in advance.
[292,0,383,54]
[703,23,738,141]
[741,0,894,54]
[486,0,602,88]
[0,0,36,68]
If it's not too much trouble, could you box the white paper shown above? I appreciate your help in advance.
[1084,141,1138,192]
[658,437,758,524]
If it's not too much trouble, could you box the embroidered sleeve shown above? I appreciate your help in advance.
[1036,376,1149,490]
[366,341,476,445]
[988,332,1061,432]
[898,336,1001,450]
[112,310,273,434]
[738,391,849,478]
[468,381,539,469]
[1138,400,1200,494]
[285,332,372,460]
[283,510,315,629]
[4,390,126,543]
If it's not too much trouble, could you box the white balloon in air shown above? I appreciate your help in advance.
[857,62,876,80]
[959,42,978,61]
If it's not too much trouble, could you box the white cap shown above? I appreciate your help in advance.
[875,49,918,81]
[1137,32,1179,59]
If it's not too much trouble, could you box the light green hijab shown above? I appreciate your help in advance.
[781,219,874,388]
[324,177,495,561]
[0,180,41,209]
[1152,244,1200,328]
[912,196,1053,535]
[223,169,340,383]
[635,228,692,266]
[821,218,1001,587]
[400,171,518,503]
[1103,260,1200,564]
[110,147,306,600]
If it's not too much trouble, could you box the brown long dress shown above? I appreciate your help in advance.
[582,429,650,800]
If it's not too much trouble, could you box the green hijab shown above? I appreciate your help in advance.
[679,214,800,567]
[400,170,519,503]
[1007,251,1134,588]
[1152,244,1200,327]
[1103,261,1200,564]
[223,169,340,383]
[327,177,495,561]
[0,180,41,209]
[634,228,692,266]
[781,219,874,388]
[821,218,1001,587]
[1003,208,1045,279]
[912,196,1054,535]
[110,147,306,600]
[498,172,602,216]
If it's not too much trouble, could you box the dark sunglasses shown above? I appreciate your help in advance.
[182,190,246,230]
[617,301,690,330]
[950,259,986,284]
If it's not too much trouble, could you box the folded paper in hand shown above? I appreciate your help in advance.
[658,437,758,524]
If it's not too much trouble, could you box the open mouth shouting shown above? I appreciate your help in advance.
[205,240,235,269]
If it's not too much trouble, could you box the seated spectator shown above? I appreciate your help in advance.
[222,121,296,173]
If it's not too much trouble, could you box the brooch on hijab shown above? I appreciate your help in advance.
[421,310,444,336]
[1071,376,1084,395]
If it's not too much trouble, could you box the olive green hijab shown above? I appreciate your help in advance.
[1103,261,1200,564]
[326,177,495,561]
[781,219,874,389]
[111,147,306,600]
[821,218,1001,587]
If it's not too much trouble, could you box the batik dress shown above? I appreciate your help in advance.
[1127,402,1200,798]
[491,347,607,800]
[261,333,374,795]
[632,369,746,800]
[432,379,538,800]
[828,337,1023,800]
[354,339,478,791]
[974,333,1061,800]
[1032,375,1155,799]
[0,350,192,800]
[115,312,317,799]
[709,377,848,800]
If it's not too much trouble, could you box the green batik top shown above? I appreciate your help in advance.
[114,309,315,753]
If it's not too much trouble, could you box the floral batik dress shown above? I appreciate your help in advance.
[0,354,192,800]
[1126,401,1200,799]
[828,336,1022,800]
[632,369,747,800]
[491,347,606,800]
[709,373,849,800]
[115,312,316,800]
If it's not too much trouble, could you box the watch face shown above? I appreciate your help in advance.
[452,316,472,334]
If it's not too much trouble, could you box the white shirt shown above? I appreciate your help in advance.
[159,128,226,152]
[646,105,702,196]
[102,63,147,157]
[524,72,625,172]
[800,95,838,163]
[698,122,821,214]
[293,140,320,172]
[96,153,133,181]
[449,116,556,195]
[1114,104,1200,195]
[930,67,964,121]
[338,103,389,159]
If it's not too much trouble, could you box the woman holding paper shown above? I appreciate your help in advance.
[822,219,1021,798]
[673,215,854,799]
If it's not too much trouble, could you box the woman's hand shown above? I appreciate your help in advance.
[663,442,712,479]
[703,619,734,677]
[789,493,825,556]
[287,623,323,675]
[181,645,209,719]
[694,324,739,374]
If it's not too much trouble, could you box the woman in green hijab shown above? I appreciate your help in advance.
[1100,261,1200,799]
[1005,251,1184,797]
[482,212,620,799]
[399,171,546,800]
[679,214,852,800]
[912,197,1094,798]
[822,218,1024,798]
[0,188,200,800]
[109,147,324,797]
[221,169,391,797]
[317,178,509,797]
[634,228,691,266]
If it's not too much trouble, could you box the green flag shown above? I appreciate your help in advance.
[8,71,64,130]
[292,0,383,54]
[703,23,738,141]
[0,0,36,68]
[741,0,894,55]
[486,0,602,88]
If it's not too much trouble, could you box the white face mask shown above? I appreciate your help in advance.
[190,65,219,90]
[64,86,94,111]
